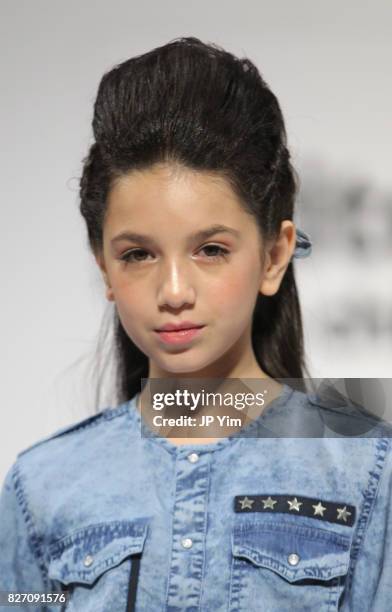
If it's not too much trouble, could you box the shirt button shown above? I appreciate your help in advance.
[287,553,300,566]
[187,452,199,463]
[83,554,94,567]
[181,537,193,549]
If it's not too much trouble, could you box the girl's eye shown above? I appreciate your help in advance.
[120,248,151,263]
[120,244,230,264]
[199,244,230,261]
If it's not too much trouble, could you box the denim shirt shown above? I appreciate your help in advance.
[1,383,392,611]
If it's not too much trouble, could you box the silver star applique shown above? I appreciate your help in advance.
[261,496,277,510]
[238,496,254,510]
[337,506,351,522]
[312,501,327,517]
[287,497,302,512]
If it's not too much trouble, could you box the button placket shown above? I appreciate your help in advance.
[165,450,211,609]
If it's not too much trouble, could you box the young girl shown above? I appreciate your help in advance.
[0,37,391,612]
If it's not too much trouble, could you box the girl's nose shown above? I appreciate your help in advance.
[156,260,196,309]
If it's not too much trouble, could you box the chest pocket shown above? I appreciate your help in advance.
[229,518,352,612]
[47,518,148,612]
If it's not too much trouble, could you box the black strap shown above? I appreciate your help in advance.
[126,553,141,612]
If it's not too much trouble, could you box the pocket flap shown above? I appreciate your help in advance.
[232,519,351,582]
[47,519,148,586]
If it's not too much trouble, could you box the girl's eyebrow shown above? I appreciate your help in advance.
[110,224,241,246]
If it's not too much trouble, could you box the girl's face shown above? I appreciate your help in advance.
[96,163,295,379]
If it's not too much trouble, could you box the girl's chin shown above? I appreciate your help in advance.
[150,354,217,376]
[153,365,209,376]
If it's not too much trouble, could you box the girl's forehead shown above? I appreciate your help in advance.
[109,164,239,205]
[105,165,255,230]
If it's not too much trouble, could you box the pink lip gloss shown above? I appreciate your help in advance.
[155,326,205,345]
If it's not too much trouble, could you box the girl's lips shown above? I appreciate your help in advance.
[155,326,205,345]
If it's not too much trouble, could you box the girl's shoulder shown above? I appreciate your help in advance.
[2,397,141,534]
[16,398,137,460]
[303,382,392,439]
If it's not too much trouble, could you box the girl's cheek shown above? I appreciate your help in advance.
[214,270,257,301]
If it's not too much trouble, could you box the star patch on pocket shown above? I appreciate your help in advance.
[234,494,356,526]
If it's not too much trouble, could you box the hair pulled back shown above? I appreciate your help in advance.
[79,36,310,408]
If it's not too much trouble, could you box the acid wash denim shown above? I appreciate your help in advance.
[1,383,392,611]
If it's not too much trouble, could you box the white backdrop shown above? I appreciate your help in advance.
[1,0,391,483]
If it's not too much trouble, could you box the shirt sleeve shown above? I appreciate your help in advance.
[341,442,392,610]
[0,461,52,611]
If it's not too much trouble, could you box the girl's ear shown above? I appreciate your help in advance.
[94,253,115,302]
[259,221,296,297]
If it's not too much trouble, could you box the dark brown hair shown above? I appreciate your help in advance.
[79,37,311,409]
